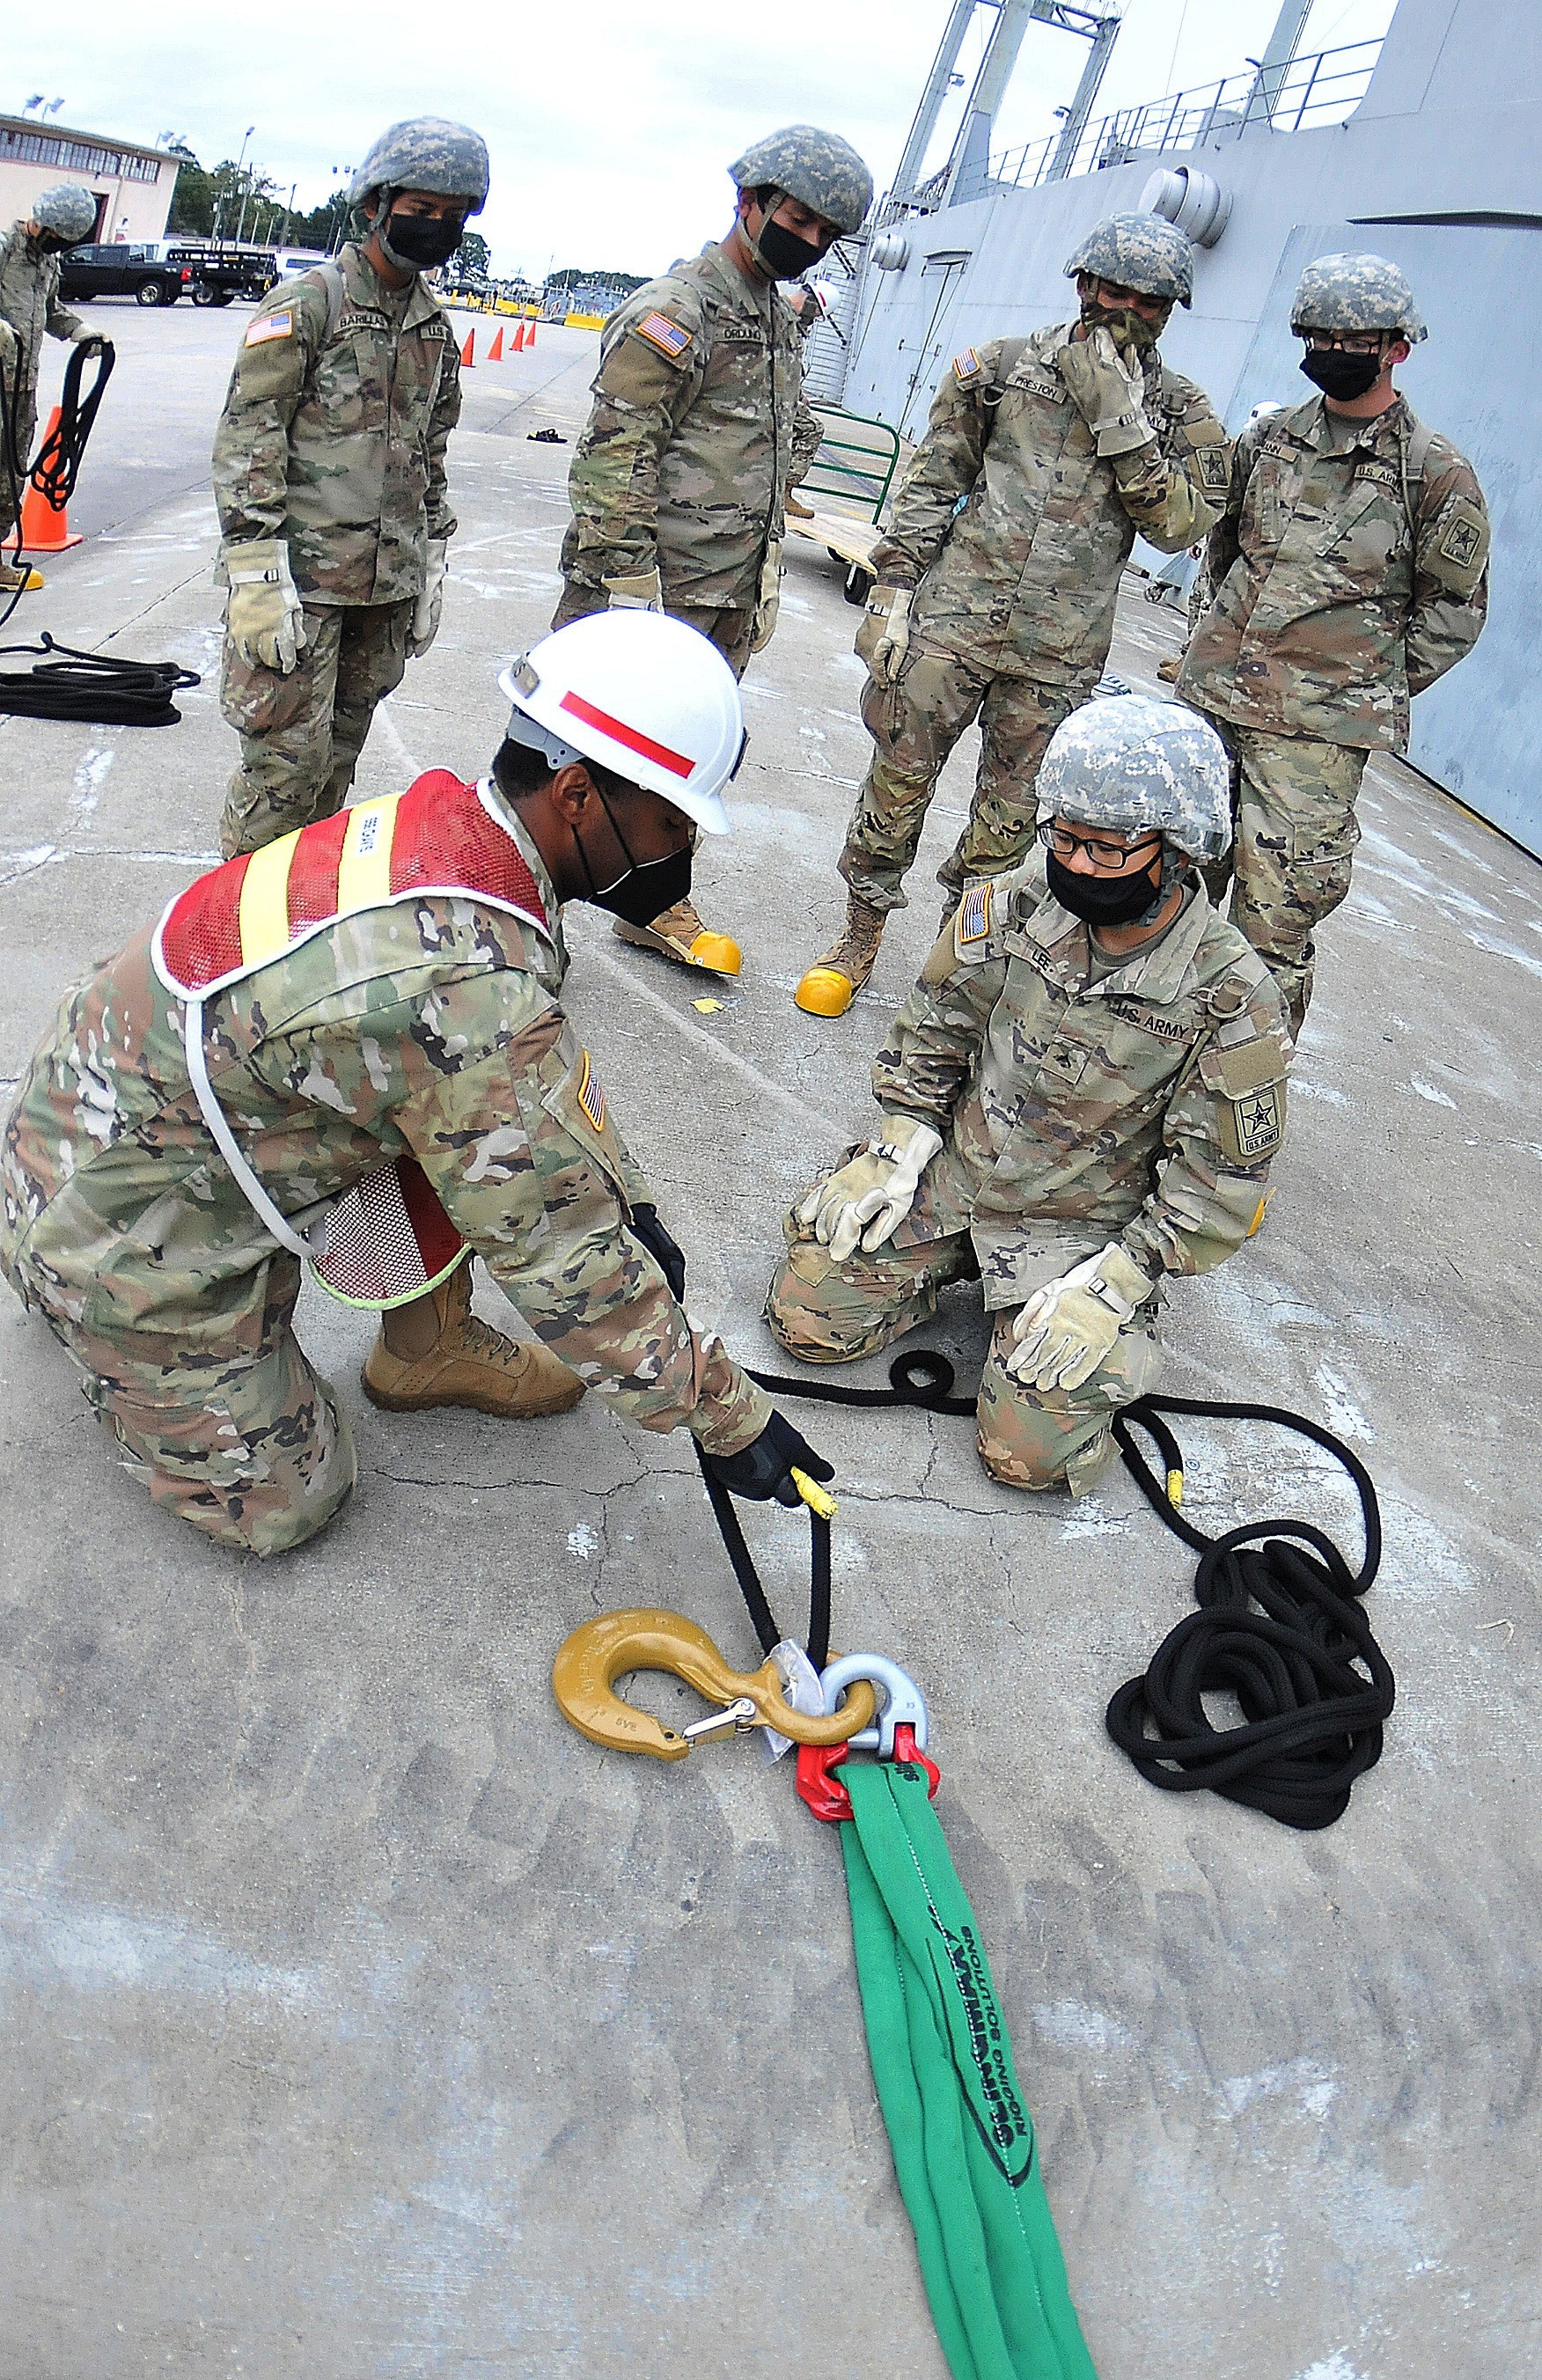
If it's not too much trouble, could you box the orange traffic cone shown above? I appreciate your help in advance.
[525,320,537,349]
[510,319,525,350]
[459,328,474,367]
[488,326,504,360]
[1,410,84,555]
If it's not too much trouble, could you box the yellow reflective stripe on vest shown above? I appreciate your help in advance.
[337,796,399,915]
[236,833,297,969]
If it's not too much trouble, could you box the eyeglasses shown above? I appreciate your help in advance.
[1039,821,1163,873]
[1304,333,1387,356]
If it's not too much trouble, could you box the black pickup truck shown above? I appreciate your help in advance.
[58,243,278,310]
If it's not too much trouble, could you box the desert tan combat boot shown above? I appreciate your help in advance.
[613,896,742,975]
[0,562,44,593]
[362,1261,585,1418]
[794,892,886,1017]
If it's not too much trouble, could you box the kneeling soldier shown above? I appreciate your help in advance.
[767,696,1291,1495]
[1,613,828,1554]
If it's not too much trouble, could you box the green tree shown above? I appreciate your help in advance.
[455,229,491,278]
[547,265,647,294]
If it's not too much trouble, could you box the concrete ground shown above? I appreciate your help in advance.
[1,300,1538,2380]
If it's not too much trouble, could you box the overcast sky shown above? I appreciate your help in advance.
[7,0,1394,280]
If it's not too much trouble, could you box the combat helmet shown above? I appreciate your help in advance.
[1065,213,1194,307]
[729,127,874,234]
[1037,694,1230,863]
[349,119,490,213]
[1290,253,1426,343]
[32,184,98,245]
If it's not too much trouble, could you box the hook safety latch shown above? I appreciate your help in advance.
[551,1607,878,1764]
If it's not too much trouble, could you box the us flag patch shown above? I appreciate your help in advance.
[958,880,992,944]
[634,312,693,362]
[245,311,293,346]
[953,347,980,383]
[576,1051,607,1133]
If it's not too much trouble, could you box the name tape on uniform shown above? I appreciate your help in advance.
[245,312,294,347]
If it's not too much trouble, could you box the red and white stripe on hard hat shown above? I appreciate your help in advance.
[498,611,745,834]
[559,689,695,781]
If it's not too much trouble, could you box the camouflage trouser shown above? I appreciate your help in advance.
[765,1221,1160,1497]
[841,642,1097,915]
[0,385,38,542]
[551,584,755,681]
[1200,717,1369,1039]
[6,1249,356,1555]
[219,597,415,858]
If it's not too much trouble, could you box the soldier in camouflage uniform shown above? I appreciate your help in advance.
[0,615,831,1555]
[553,125,872,974]
[0,183,106,591]
[211,118,490,860]
[768,698,1290,1495]
[795,214,1233,1020]
[1179,254,1489,1035]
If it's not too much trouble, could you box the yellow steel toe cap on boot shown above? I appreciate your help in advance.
[613,898,742,975]
[794,965,857,1017]
[0,562,44,592]
[363,1272,585,1419]
[687,928,742,974]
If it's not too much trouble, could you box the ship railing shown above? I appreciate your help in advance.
[985,36,1383,193]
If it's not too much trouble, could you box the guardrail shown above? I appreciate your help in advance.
[979,37,1383,195]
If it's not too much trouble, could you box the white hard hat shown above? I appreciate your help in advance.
[498,613,743,834]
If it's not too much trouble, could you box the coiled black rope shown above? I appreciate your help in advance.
[0,631,200,726]
[1,339,114,633]
[742,1352,1394,1829]
[1105,1395,1392,1830]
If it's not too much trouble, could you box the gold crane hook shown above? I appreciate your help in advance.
[551,1607,878,1763]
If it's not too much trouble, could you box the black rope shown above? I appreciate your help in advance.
[0,631,200,726]
[1,340,114,634]
[1105,1396,1392,1830]
[691,1443,831,1671]
[742,1354,1394,1830]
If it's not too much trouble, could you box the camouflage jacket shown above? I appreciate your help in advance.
[210,241,461,606]
[560,243,805,610]
[1179,394,1489,751]
[869,856,1290,1308]
[870,324,1231,686]
[0,221,84,393]
[0,797,768,1456]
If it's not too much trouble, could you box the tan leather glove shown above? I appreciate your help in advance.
[604,567,664,611]
[1005,1243,1153,1392]
[408,539,447,657]
[854,584,912,685]
[796,1113,944,1265]
[1058,327,1156,457]
[750,540,782,653]
[223,539,306,674]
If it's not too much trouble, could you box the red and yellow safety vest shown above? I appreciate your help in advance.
[153,768,550,998]
[151,770,553,1308]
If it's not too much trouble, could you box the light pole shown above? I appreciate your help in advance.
[221,124,255,245]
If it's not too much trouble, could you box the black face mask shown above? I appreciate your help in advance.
[378,210,465,272]
[1300,345,1384,402]
[573,785,693,925]
[753,214,826,282]
[34,231,72,254]
[1046,849,1163,928]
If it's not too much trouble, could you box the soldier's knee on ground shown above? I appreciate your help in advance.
[95,1337,357,1555]
[764,1219,946,1363]
[974,1314,1157,1495]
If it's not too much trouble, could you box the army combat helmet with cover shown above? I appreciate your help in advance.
[1037,694,1231,865]
[1064,212,1194,307]
[349,118,490,214]
[1290,252,1427,342]
[729,126,874,237]
[31,183,98,246]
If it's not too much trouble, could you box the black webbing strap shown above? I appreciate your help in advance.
[692,1441,832,1672]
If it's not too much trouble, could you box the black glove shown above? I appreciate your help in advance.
[703,1409,834,1507]
[629,1202,687,1302]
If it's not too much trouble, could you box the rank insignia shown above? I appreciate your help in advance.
[576,1051,607,1133]
[245,312,293,345]
[958,880,992,944]
[634,312,693,362]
